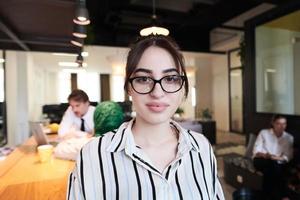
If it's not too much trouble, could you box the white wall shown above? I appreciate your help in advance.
[180,73,195,119]
[194,58,213,118]
[6,51,30,146]
[212,55,229,132]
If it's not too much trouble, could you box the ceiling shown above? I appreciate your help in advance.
[264,10,300,32]
[0,0,294,53]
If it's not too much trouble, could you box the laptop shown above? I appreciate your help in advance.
[30,122,49,145]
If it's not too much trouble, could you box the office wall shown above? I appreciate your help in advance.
[181,74,195,119]
[212,56,229,132]
[195,58,213,118]
[6,51,30,146]
[192,54,230,132]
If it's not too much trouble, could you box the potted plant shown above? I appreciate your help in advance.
[174,107,184,120]
[201,108,213,121]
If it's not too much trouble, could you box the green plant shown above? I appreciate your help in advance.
[237,35,245,68]
[201,108,212,120]
[175,107,184,115]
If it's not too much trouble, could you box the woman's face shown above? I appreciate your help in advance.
[128,46,184,125]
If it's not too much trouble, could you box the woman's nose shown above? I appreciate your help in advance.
[150,82,165,98]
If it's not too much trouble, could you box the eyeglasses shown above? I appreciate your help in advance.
[129,75,185,94]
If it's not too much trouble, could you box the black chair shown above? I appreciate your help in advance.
[232,188,259,200]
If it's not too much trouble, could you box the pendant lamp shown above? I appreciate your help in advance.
[140,0,169,36]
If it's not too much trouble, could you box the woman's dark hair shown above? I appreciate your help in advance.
[124,35,189,97]
[270,114,286,128]
[68,89,89,103]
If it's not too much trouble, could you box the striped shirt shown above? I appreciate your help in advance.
[67,119,224,200]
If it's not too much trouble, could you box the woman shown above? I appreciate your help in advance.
[67,35,224,200]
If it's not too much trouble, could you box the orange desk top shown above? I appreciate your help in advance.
[0,136,75,200]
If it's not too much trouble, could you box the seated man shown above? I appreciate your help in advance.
[58,89,95,139]
[54,89,95,160]
[253,115,294,200]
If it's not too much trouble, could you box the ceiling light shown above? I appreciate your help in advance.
[62,68,87,73]
[73,18,91,25]
[140,26,169,36]
[81,51,89,57]
[0,58,5,63]
[52,53,77,57]
[73,1,90,25]
[59,62,79,67]
[59,62,87,67]
[140,0,169,36]
[75,7,89,22]
[73,25,87,38]
[70,37,84,47]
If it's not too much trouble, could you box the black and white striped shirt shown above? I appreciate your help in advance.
[67,120,224,200]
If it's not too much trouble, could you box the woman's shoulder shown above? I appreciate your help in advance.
[184,129,212,151]
[82,131,116,152]
[189,129,210,141]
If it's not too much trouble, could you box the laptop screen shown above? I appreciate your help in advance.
[29,122,49,145]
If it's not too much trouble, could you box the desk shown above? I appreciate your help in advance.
[0,136,75,200]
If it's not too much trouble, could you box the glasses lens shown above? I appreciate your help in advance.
[161,75,183,93]
[132,77,154,94]
[131,75,184,94]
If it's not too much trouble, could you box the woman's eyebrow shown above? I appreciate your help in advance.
[133,67,179,74]
[162,68,179,74]
[133,68,152,74]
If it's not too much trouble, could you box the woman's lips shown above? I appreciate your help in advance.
[146,102,169,112]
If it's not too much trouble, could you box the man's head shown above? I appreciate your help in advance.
[271,115,287,137]
[68,89,90,117]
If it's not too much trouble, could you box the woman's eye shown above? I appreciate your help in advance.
[165,75,180,83]
[135,77,151,84]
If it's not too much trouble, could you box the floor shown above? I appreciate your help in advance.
[215,130,246,200]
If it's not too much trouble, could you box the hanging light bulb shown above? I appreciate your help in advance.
[73,0,90,25]
[140,0,169,36]
[73,24,87,38]
[70,37,84,47]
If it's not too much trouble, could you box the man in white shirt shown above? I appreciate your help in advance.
[58,89,96,139]
[253,115,294,200]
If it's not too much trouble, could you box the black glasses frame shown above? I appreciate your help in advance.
[129,75,185,94]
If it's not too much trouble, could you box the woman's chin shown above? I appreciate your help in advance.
[138,115,171,125]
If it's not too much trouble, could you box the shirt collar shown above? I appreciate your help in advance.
[106,119,200,154]
[270,128,286,139]
[81,105,93,120]
[170,120,201,153]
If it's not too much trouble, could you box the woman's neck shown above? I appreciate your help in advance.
[132,117,177,147]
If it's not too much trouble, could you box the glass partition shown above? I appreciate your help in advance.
[229,49,243,133]
[0,50,6,146]
[256,10,300,115]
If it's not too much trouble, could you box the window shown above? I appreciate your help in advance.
[58,71,100,103]
[77,72,100,102]
[58,72,71,103]
[0,50,6,146]
[255,10,300,115]
[229,49,243,133]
